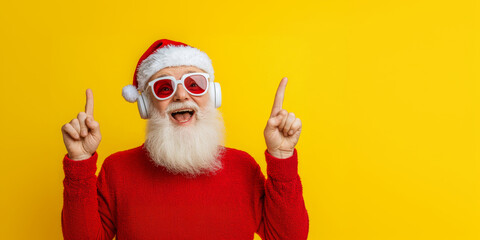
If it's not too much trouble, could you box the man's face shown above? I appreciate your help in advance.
[146,65,211,126]
[144,65,224,176]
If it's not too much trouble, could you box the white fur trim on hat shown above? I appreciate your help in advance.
[136,45,214,91]
[122,84,139,103]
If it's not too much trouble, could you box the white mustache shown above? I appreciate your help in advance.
[166,101,200,115]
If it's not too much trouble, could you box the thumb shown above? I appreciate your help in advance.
[266,113,283,130]
[85,116,101,136]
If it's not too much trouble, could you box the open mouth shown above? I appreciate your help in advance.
[170,108,195,124]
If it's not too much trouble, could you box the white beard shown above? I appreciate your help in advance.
[145,100,225,176]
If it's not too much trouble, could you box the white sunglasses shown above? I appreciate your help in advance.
[147,73,210,100]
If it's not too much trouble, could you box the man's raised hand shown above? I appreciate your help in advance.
[61,89,102,160]
[264,77,302,159]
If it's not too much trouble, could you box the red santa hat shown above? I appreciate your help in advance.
[122,39,215,103]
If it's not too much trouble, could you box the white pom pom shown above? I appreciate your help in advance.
[122,85,139,103]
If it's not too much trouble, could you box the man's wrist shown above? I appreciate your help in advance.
[68,153,93,161]
[267,149,294,159]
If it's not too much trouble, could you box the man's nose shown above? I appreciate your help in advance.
[173,84,189,101]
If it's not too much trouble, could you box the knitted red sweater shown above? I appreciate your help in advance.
[62,145,309,240]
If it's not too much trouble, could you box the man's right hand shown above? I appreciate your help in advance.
[61,89,102,161]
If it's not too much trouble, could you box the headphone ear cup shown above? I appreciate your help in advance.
[214,82,222,108]
[137,93,150,119]
[209,82,222,108]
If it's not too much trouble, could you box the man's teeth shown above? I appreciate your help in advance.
[172,109,194,114]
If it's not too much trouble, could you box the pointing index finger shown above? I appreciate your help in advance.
[270,77,288,117]
[85,89,94,116]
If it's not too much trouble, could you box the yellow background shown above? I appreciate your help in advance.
[0,0,479,239]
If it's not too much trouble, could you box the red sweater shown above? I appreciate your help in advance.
[62,145,309,240]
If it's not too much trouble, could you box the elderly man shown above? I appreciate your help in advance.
[61,39,309,239]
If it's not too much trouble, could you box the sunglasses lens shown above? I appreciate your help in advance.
[184,75,208,94]
[153,79,174,98]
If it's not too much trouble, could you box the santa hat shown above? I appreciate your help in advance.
[122,39,215,103]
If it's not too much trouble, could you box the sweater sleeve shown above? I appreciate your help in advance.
[61,153,116,240]
[256,149,309,240]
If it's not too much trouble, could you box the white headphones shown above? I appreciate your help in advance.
[137,81,221,119]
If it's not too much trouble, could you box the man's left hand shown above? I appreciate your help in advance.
[264,77,302,159]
